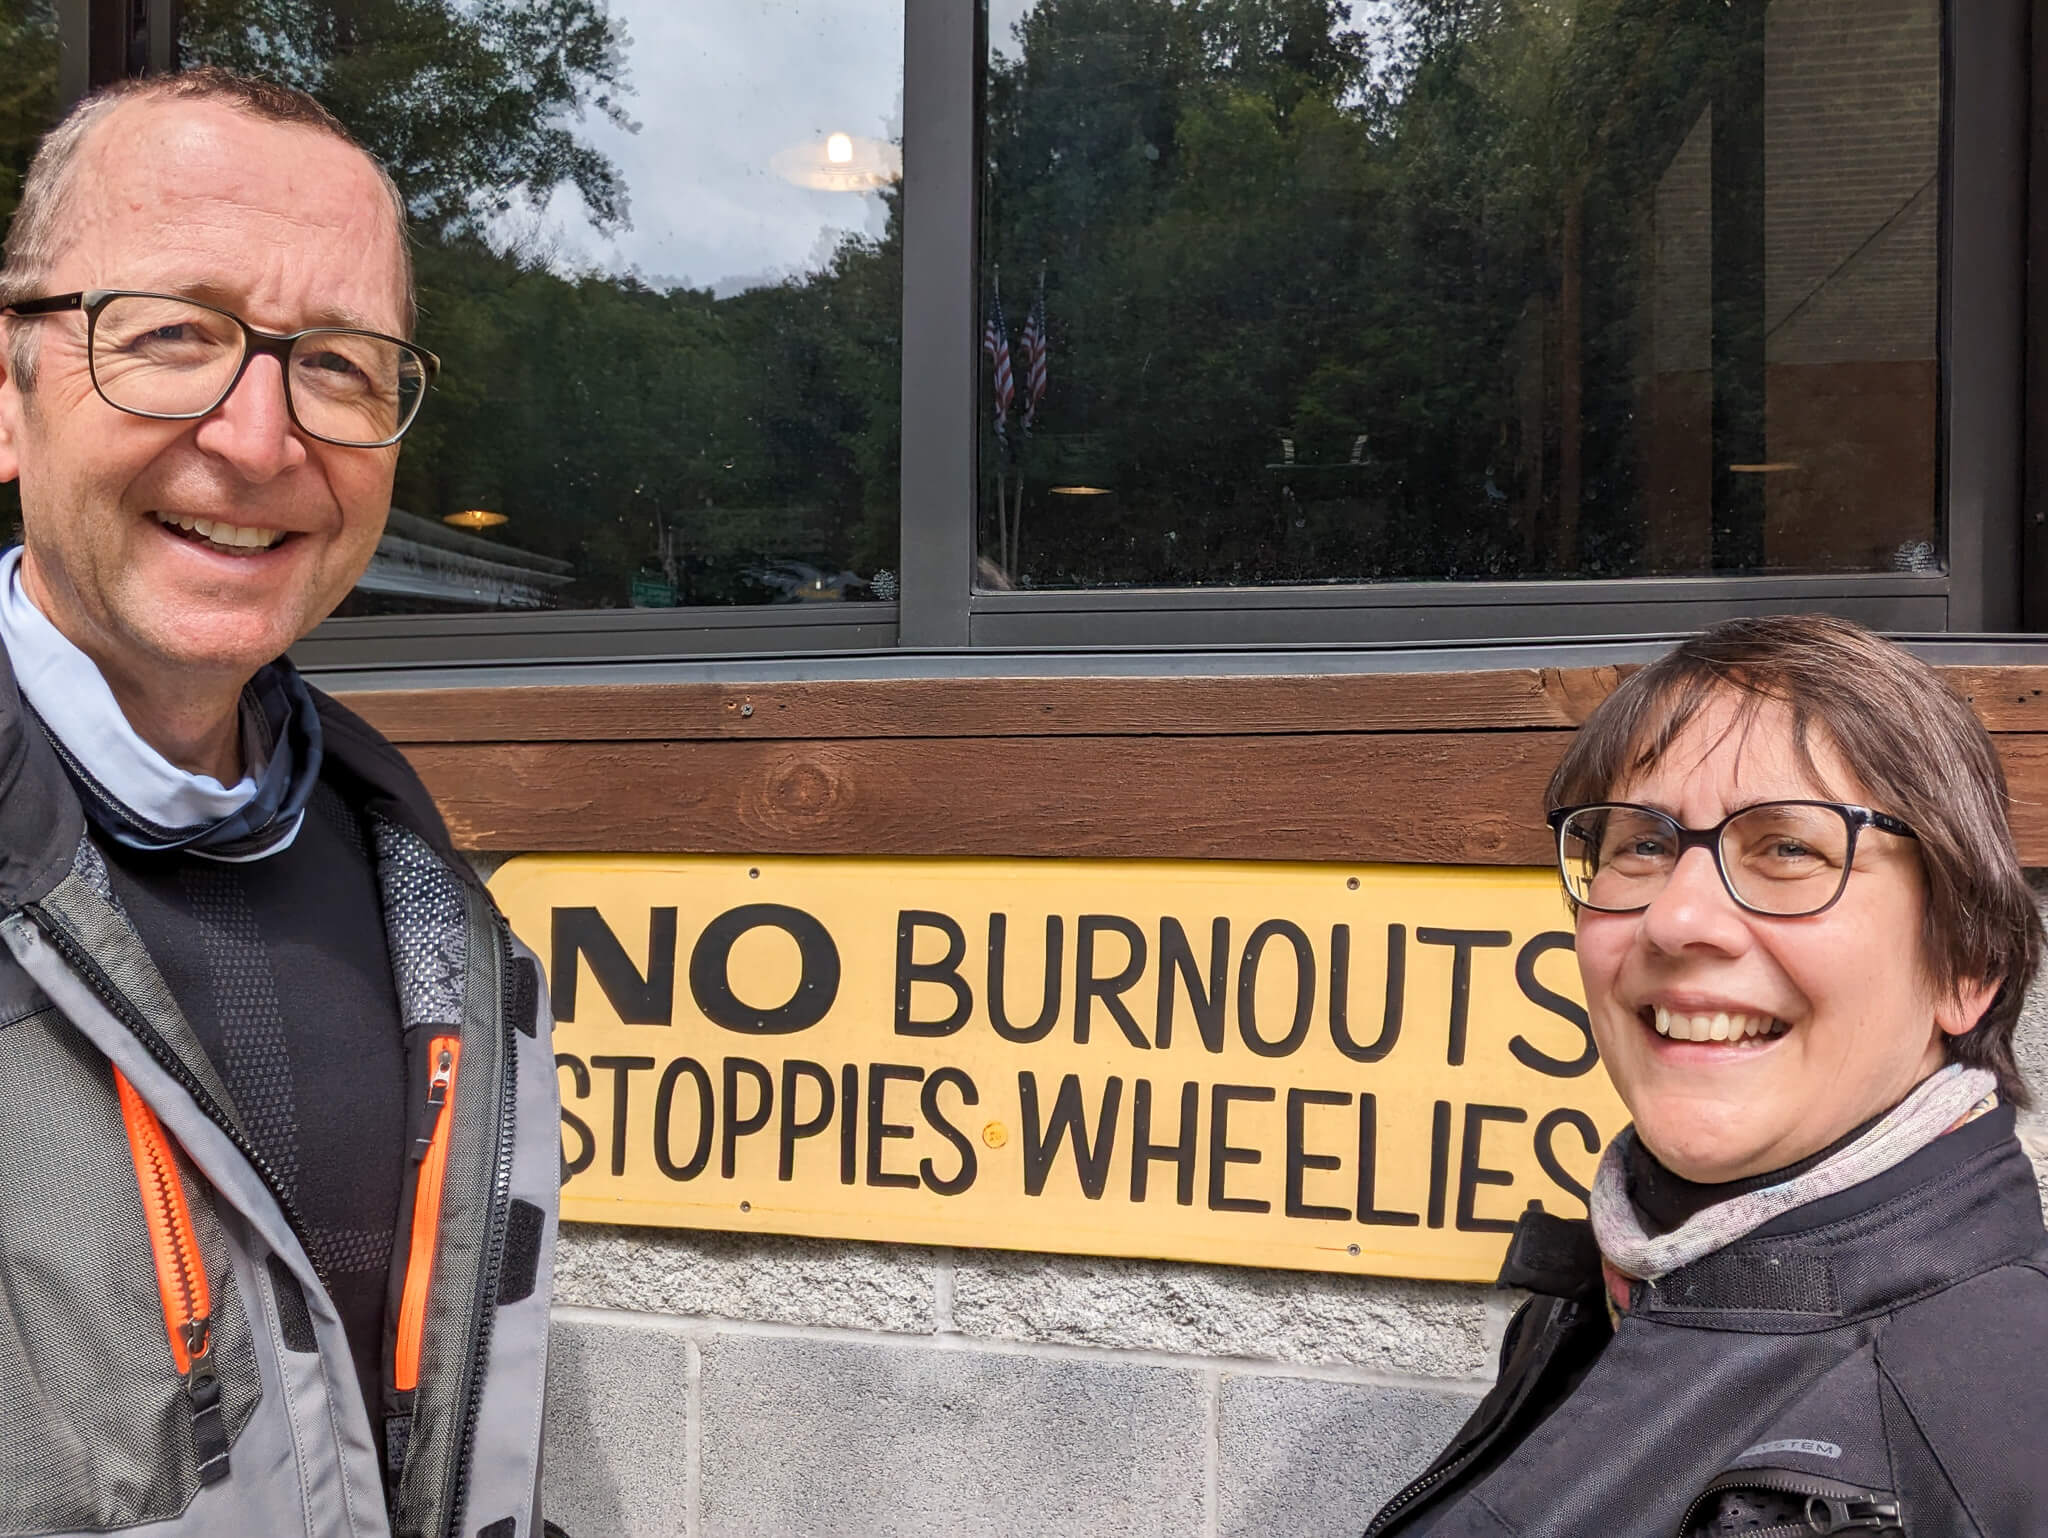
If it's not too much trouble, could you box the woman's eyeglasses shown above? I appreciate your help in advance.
[1547,800,1919,918]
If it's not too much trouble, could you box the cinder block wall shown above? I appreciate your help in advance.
[522,869,2048,1538]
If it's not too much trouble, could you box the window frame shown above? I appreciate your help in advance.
[62,0,2035,668]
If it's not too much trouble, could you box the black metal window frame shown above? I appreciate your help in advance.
[57,0,2040,671]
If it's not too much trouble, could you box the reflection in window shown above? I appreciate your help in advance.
[979,0,1942,589]
[175,0,905,614]
[0,0,60,545]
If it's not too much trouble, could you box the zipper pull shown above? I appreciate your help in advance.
[413,1046,455,1160]
[1804,1495,1903,1532]
[182,1314,231,1486]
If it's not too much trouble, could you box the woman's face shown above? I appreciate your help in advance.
[1573,691,1994,1183]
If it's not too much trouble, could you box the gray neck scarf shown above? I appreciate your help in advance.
[1591,1062,2000,1283]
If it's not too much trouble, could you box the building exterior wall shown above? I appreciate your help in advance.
[507,850,2048,1538]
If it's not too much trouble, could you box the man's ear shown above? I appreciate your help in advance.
[1936,976,2003,1038]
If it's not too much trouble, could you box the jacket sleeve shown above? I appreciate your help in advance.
[1874,1263,2048,1536]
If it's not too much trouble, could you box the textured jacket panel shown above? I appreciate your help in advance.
[1875,1262,2048,1535]
[1375,1116,2048,1538]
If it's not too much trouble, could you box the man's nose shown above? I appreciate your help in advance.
[1638,843,1750,955]
[192,353,308,481]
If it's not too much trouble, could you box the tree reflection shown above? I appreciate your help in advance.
[981,0,1940,587]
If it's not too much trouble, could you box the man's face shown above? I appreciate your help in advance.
[0,99,409,687]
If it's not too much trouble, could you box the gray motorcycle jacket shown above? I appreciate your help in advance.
[1365,1107,2048,1537]
[0,641,561,1538]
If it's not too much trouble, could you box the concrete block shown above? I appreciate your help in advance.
[555,1223,940,1334]
[951,1251,1495,1379]
[543,1309,694,1538]
[1218,1372,1480,1538]
[2015,880,2048,1099]
[698,1333,1206,1537]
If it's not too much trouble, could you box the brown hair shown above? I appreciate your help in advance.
[1,67,414,387]
[1547,614,2041,1106]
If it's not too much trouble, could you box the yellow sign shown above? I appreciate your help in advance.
[489,855,1629,1282]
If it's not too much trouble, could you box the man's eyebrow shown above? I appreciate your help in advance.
[166,281,388,334]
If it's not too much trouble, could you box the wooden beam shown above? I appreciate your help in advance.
[344,666,1634,743]
[398,733,1571,864]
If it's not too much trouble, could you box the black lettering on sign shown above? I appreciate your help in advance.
[988,914,1063,1044]
[589,1055,656,1177]
[1355,1094,1420,1227]
[551,908,676,1025]
[556,1053,594,1182]
[867,1063,924,1189]
[1511,933,1599,1078]
[689,905,840,1035]
[1415,929,1512,1066]
[1157,918,1228,1053]
[1130,1079,1199,1206]
[1019,1072,1124,1199]
[839,1062,860,1186]
[1284,1088,1350,1222]
[653,1057,713,1182]
[721,1057,774,1178]
[1534,1107,1602,1210]
[1208,1083,1275,1214]
[895,911,973,1037]
[1238,920,1315,1059]
[1457,1103,1527,1233]
[1426,1100,1452,1229]
[779,1059,836,1181]
[919,1067,980,1196]
[1075,916,1150,1049]
[1330,924,1404,1064]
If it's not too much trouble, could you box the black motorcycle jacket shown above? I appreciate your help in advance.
[1365,1106,2048,1537]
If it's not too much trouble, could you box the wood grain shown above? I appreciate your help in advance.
[398,733,1570,863]
[338,665,2048,865]
[341,667,1632,744]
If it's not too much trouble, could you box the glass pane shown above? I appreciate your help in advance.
[0,0,60,548]
[178,0,904,614]
[979,0,1942,590]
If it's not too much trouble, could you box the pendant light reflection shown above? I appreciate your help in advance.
[444,508,508,530]
[1049,486,1113,497]
[772,132,902,192]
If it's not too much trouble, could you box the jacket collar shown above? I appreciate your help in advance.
[0,632,86,911]
[1,627,480,905]
[1636,1105,2039,1326]
[1503,1106,2042,1327]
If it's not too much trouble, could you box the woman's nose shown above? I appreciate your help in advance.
[1638,844,1751,955]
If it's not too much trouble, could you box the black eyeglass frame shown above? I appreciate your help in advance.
[0,288,441,449]
[1544,799,1921,918]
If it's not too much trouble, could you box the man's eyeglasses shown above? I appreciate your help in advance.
[1547,800,1920,918]
[0,289,439,448]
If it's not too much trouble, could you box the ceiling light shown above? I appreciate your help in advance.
[444,508,508,529]
[772,134,902,192]
[1049,485,1113,496]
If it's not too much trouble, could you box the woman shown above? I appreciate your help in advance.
[1366,616,2048,1537]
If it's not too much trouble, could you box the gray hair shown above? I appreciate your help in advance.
[1,67,415,391]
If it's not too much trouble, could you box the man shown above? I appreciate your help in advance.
[0,70,560,1538]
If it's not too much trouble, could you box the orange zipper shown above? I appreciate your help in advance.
[116,1068,212,1376]
[115,1068,230,1483]
[395,1035,460,1393]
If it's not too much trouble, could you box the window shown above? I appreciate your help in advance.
[977,0,1942,591]
[0,0,2034,658]
[174,0,906,618]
